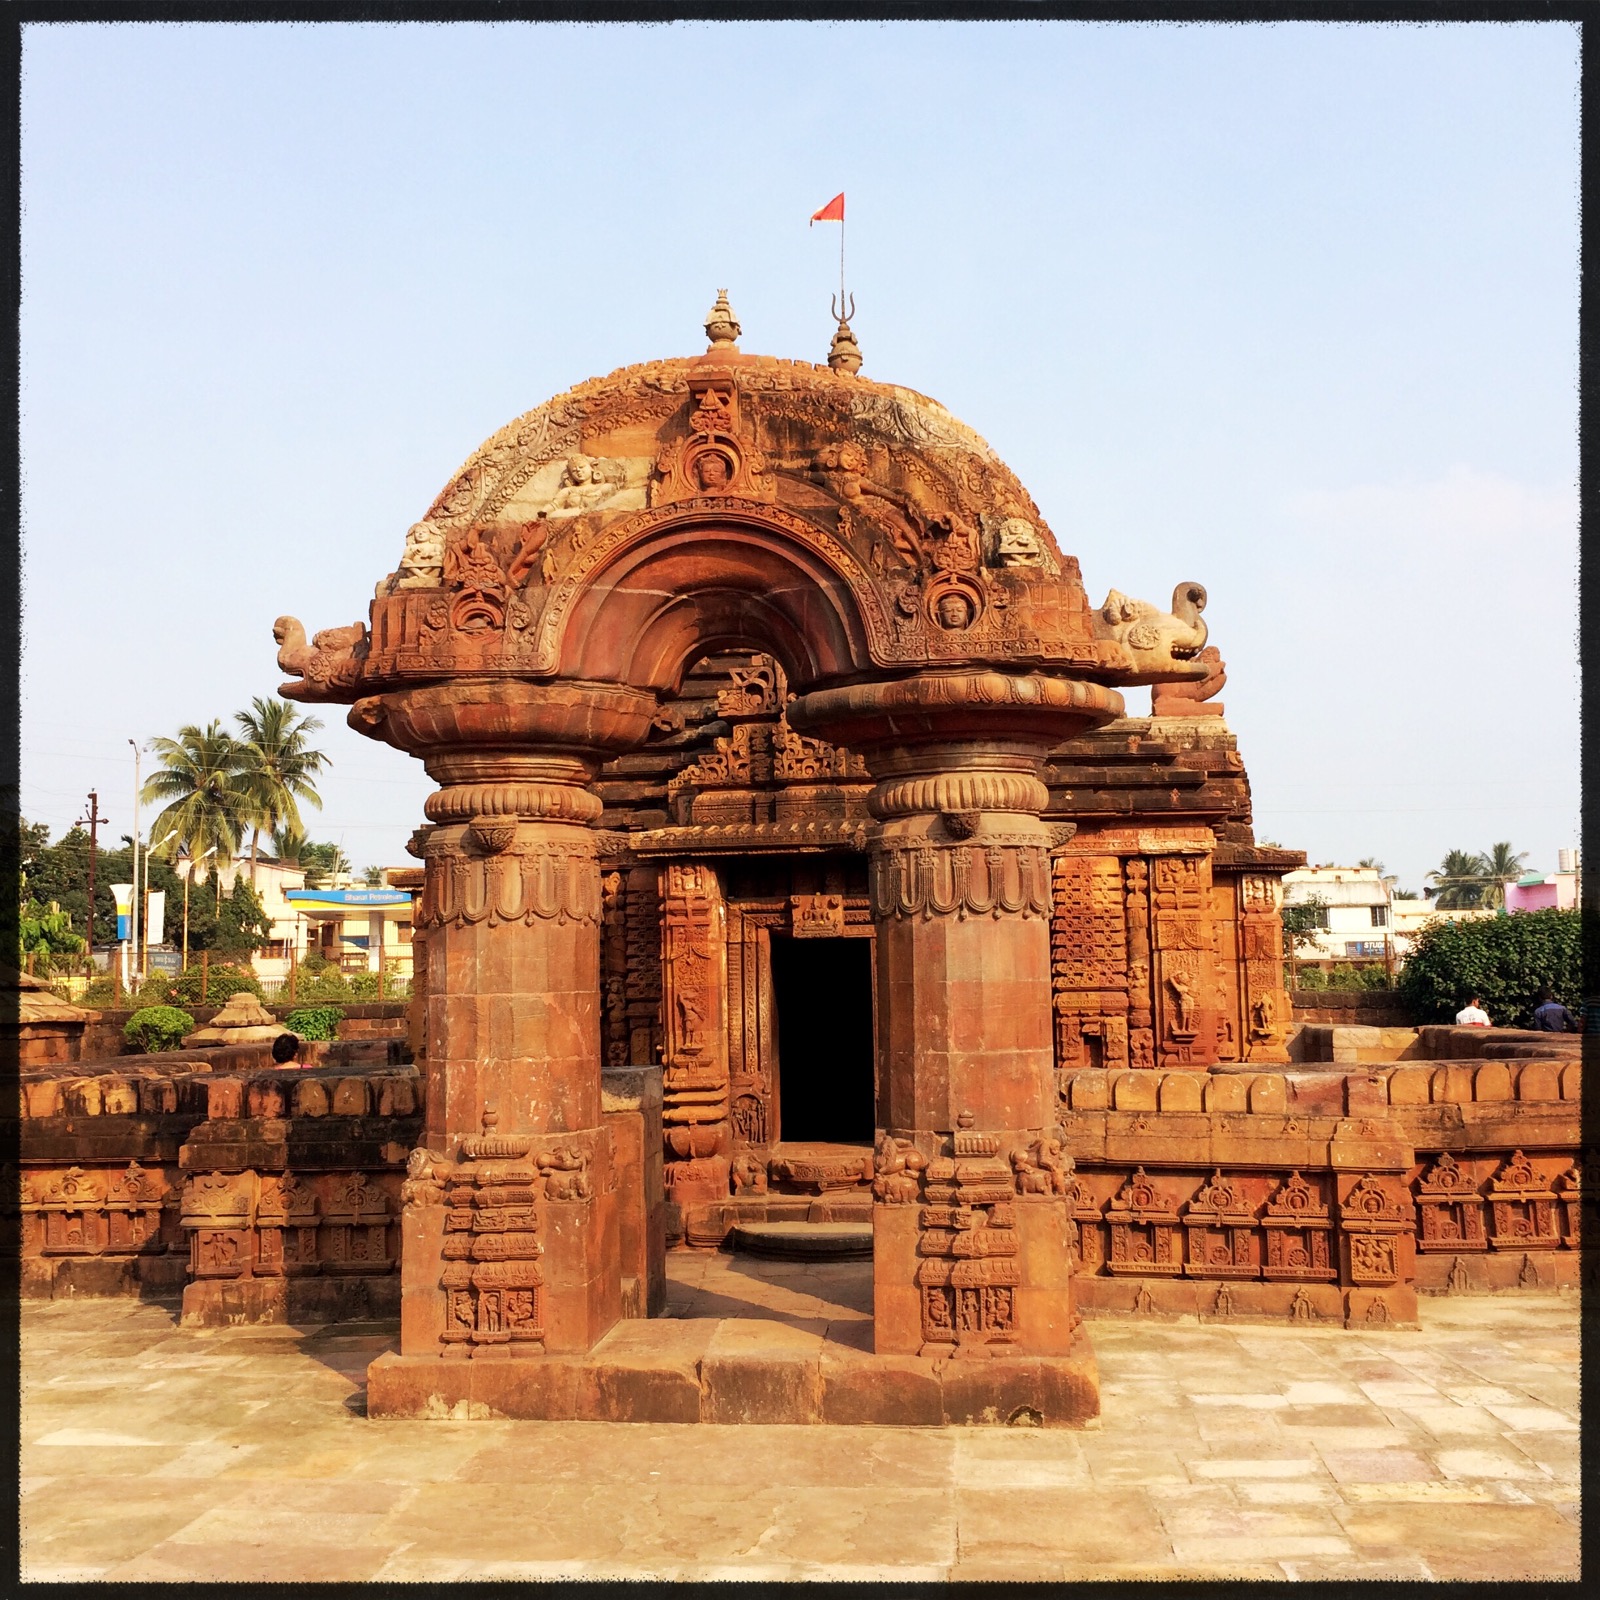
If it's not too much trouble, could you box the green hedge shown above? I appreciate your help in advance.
[123,1006,196,1053]
[1397,909,1582,1029]
[282,1005,344,1041]
[171,962,263,1006]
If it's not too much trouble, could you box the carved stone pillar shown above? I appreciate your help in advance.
[791,670,1121,1359]
[1237,872,1291,1064]
[350,681,658,1364]
[659,862,731,1213]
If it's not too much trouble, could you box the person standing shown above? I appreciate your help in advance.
[1455,996,1491,1027]
[1532,991,1576,1032]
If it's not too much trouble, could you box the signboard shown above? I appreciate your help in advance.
[111,883,134,943]
[147,948,182,974]
[145,890,166,947]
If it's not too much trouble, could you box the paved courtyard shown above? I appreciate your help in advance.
[20,1255,1579,1583]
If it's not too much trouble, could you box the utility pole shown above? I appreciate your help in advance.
[128,739,143,982]
[77,790,105,975]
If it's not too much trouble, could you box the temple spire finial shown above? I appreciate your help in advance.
[704,290,741,352]
[827,294,862,375]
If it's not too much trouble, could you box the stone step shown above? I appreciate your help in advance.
[729,1221,874,1261]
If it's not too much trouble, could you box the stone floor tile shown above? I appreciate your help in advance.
[1481,1402,1578,1432]
[102,1540,395,1582]
[1393,1402,1505,1437]
[1279,1381,1368,1404]
[1342,1481,1504,1505]
[1333,1498,1576,1563]
[734,1487,958,1567]
[1169,1535,1354,1561]
[1318,1446,1443,1484]
[1084,1447,1194,1486]
[955,1487,1167,1563]
[1190,1457,1323,1479]
[1434,1446,1552,1481]
[1236,1480,1342,1506]
[164,1506,398,1547]
[1278,1553,1435,1580]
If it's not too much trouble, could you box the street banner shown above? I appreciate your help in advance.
[111,883,134,943]
[146,890,166,947]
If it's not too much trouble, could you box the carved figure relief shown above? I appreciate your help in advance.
[873,1133,927,1204]
[660,864,730,1185]
[1105,1168,1183,1276]
[1487,1150,1560,1250]
[1415,1153,1486,1252]
[390,520,446,591]
[546,453,628,518]
[915,1117,1024,1353]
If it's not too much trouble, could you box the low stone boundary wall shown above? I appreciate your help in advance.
[79,1001,409,1061]
[1291,988,1411,1026]
[1056,1054,1584,1322]
[13,1057,665,1330]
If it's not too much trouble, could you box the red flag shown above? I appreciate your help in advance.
[809,193,845,225]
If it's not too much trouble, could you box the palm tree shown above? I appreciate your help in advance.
[1426,848,1489,910]
[234,698,328,884]
[1357,857,1386,875]
[269,823,309,866]
[1479,841,1527,910]
[142,722,248,908]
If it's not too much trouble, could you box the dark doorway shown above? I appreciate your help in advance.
[771,935,875,1144]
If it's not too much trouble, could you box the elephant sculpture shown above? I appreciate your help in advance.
[1092,581,1209,674]
[273,615,368,695]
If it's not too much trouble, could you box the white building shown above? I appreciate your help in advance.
[166,856,417,982]
[1281,866,1396,968]
[1282,864,1495,969]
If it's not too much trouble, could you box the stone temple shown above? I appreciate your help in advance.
[17,295,1580,1430]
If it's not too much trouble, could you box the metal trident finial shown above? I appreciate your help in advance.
[831,292,855,325]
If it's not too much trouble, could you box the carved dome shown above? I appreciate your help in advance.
[276,329,1210,710]
[414,349,1065,578]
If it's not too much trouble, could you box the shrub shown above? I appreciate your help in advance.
[124,1005,196,1053]
[1398,908,1583,1029]
[172,962,264,1007]
[283,1005,344,1041]
[294,965,353,1003]
[348,971,380,1000]
[131,972,175,1007]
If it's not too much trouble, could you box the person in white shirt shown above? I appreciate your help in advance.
[1455,997,1491,1027]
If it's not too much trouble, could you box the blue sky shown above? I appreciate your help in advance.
[20,21,1579,892]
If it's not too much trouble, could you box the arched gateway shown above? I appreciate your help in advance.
[276,297,1298,1422]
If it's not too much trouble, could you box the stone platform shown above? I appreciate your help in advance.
[368,1320,1099,1428]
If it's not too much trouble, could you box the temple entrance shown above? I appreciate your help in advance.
[770,934,875,1144]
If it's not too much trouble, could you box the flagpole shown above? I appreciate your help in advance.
[840,212,846,312]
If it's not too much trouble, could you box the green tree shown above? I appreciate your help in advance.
[361,864,385,887]
[1357,857,1386,875]
[299,840,352,887]
[143,722,248,905]
[1398,908,1581,1028]
[1478,841,1528,910]
[212,879,274,960]
[234,698,328,884]
[270,823,309,867]
[1426,849,1489,910]
[15,819,188,950]
[1281,894,1329,954]
[17,899,86,972]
